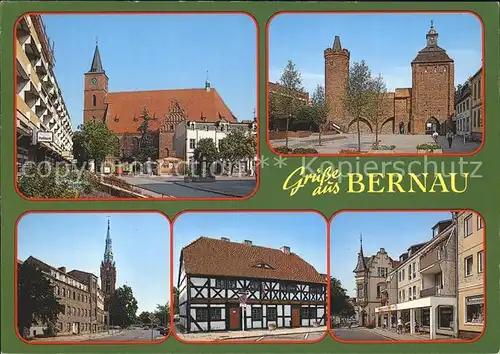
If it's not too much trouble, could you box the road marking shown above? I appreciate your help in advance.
[255,336,265,342]
[304,333,309,340]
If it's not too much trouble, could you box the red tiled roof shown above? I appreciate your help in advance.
[181,237,326,284]
[105,88,236,134]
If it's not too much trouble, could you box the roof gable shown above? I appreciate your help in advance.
[182,237,325,284]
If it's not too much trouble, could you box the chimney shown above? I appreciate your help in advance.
[244,240,252,246]
[58,266,66,273]
[221,237,230,242]
[280,246,290,254]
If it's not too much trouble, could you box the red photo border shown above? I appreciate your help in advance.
[265,10,486,157]
[13,11,261,202]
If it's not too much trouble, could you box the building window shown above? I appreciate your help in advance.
[251,307,262,321]
[422,308,430,326]
[477,215,483,229]
[409,287,412,299]
[189,139,196,149]
[92,94,96,106]
[215,279,225,289]
[477,251,483,273]
[465,255,473,276]
[438,306,453,328]
[300,307,309,319]
[210,308,222,321]
[376,285,381,298]
[464,215,473,237]
[227,280,237,289]
[287,284,298,292]
[465,296,484,324]
[412,263,416,278]
[267,307,277,321]
[413,286,417,300]
[402,290,405,301]
[249,281,260,291]
[402,269,405,281]
[195,308,208,322]
[408,265,412,280]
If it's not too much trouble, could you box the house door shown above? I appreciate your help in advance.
[229,304,240,330]
[291,306,300,327]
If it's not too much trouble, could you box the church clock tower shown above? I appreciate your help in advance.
[100,220,116,310]
[84,42,108,123]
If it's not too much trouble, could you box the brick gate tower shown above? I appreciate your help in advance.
[100,220,116,311]
[84,42,108,123]
[410,21,455,134]
[324,35,350,130]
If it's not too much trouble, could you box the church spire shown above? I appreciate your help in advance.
[103,219,114,264]
[353,233,367,273]
[205,70,211,92]
[89,42,105,73]
[332,35,342,51]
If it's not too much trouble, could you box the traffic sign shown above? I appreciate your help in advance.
[148,313,156,322]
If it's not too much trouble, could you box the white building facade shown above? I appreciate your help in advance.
[174,119,257,175]
[16,14,74,167]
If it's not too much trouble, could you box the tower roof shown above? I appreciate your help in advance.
[353,233,367,273]
[412,21,453,64]
[332,35,342,51]
[103,220,114,264]
[89,44,105,73]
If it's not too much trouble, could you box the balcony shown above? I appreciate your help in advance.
[420,248,442,274]
[420,286,442,298]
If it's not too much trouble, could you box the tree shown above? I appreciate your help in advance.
[330,277,355,320]
[137,311,152,325]
[137,108,158,163]
[173,287,180,315]
[17,261,64,337]
[154,303,170,327]
[108,285,138,328]
[342,60,373,152]
[193,138,218,176]
[366,74,388,149]
[218,128,256,175]
[298,85,329,146]
[72,120,120,169]
[269,60,305,148]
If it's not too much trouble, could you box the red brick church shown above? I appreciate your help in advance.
[83,44,236,159]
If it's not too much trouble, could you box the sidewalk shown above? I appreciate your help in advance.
[177,325,326,341]
[362,327,454,341]
[30,330,122,342]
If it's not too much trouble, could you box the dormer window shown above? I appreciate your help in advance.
[253,262,273,269]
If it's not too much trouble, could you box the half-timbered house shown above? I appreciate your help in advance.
[177,237,327,332]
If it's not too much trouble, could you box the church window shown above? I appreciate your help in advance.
[210,308,222,321]
[195,308,208,322]
[92,95,96,106]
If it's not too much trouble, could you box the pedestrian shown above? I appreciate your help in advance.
[432,131,439,142]
[446,130,454,148]
[397,318,403,334]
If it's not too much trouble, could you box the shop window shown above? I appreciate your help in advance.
[251,307,262,321]
[438,306,453,328]
[422,308,430,326]
[465,296,484,324]
[210,308,222,321]
[195,308,208,322]
[267,307,277,321]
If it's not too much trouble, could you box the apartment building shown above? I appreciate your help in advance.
[16,14,73,168]
[457,211,484,339]
[374,218,458,339]
[469,68,482,141]
[19,256,108,337]
[454,82,471,137]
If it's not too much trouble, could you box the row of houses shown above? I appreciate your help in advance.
[354,211,484,340]
[453,68,483,141]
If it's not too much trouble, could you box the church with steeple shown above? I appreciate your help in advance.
[82,41,239,161]
[100,220,116,311]
[353,234,399,327]
[324,21,455,135]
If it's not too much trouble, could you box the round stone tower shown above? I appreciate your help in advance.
[324,35,350,130]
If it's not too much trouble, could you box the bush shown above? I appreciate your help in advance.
[18,165,80,198]
[416,143,441,152]
[274,146,292,154]
[292,147,318,154]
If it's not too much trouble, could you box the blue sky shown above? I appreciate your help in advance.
[41,14,257,129]
[330,211,453,297]
[17,213,170,314]
[173,212,327,285]
[269,13,482,94]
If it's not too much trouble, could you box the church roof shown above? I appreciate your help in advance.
[180,237,326,284]
[104,88,236,134]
